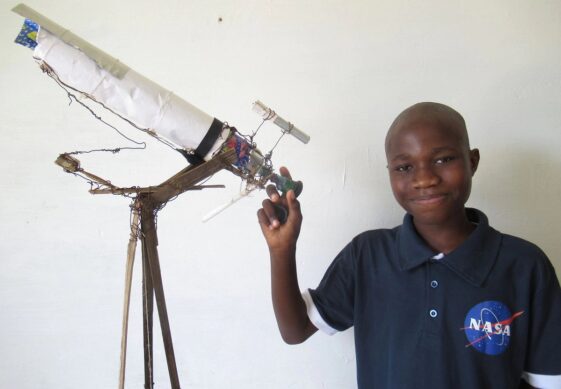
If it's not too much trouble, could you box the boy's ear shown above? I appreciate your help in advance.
[469,149,480,175]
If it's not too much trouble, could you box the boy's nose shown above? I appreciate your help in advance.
[412,166,440,189]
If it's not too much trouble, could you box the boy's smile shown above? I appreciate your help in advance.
[385,103,480,232]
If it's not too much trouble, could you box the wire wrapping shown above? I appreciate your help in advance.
[37,60,183,154]
[44,55,285,203]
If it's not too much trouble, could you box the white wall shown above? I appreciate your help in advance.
[1,1,560,388]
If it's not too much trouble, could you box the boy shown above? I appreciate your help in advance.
[257,102,561,388]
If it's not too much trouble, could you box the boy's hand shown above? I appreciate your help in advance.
[258,167,315,344]
[257,167,303,253]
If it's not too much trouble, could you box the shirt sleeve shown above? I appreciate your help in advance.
[306,240,357,333]
[521,260,561,388]
[302,289,338,335]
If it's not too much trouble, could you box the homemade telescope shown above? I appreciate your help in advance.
[13,4,308,202]
[13,3,309,388]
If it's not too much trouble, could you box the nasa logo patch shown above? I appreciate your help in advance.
[462,301,524,356]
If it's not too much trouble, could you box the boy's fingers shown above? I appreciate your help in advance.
[257,208,268,227]
[286,190,301,219]
[266,184,281,202]
[279,166,292,180]
[257,209,273,229]
[261,199,280,228]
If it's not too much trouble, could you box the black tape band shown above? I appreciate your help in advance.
[178,118,224,165]
[196,118,224,158]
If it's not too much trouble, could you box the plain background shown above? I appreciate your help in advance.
[1,1,560,388]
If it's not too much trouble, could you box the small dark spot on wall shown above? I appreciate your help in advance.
[218,17,223,23]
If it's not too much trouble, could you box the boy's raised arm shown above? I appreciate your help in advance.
[257,167,318,344]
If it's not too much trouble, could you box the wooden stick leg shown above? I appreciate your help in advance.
[141,205,181,389]
[142,237,155,389]
[118,205,140,389]
[56,152,236,388]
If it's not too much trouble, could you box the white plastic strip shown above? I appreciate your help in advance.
[202,188,250,222]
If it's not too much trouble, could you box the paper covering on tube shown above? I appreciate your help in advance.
[15,3,229,162]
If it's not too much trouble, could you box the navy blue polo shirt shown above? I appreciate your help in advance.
[305,209,561,388]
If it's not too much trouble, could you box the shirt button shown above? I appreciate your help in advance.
[431,280,439,288]
[429,309,438,318]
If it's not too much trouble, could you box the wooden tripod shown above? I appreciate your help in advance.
[56,149,237,388]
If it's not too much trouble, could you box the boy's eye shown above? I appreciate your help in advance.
[435,156,455,164]
[394,164,412,172]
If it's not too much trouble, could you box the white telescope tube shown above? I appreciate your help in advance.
[14,4,229,163]
[252,100,310,144]
[13,5,310,165]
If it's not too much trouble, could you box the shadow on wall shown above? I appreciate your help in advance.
[474,146,561,264]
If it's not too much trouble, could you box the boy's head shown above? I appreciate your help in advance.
[385,102,480,227]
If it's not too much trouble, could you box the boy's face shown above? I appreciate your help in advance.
[385,119,479,227]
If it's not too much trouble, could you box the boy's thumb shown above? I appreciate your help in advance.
[286,190,301,216]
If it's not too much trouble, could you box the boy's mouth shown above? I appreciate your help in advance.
[410,193,447,205]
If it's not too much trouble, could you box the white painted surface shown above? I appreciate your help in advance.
[1,1,560,388]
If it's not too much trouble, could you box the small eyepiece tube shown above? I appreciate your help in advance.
[252,100,310,144]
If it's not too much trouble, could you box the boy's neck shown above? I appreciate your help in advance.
[413,210,475,255]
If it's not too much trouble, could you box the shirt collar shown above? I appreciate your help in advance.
[396,208,502,287]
